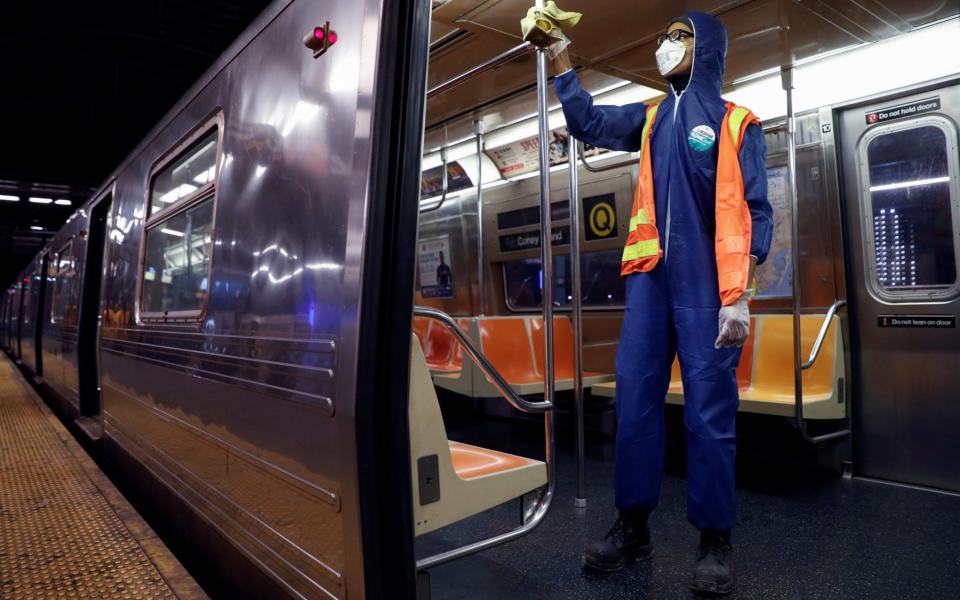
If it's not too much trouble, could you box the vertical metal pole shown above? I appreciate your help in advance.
[534,0,556,486]
[475,126,485,316]
[568,134,586,508]
[782,66,805,424]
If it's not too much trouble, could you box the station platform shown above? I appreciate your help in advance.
[0,357,206,599]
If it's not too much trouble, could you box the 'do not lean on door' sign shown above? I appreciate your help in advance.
[877,314,955,328]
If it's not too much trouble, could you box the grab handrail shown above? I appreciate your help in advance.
[783,65,849,444]
[578,141,637,173]
[416,11,555,570]
[412,306,555,570]
[412,307,551,413]
[426,42,532,99]
[532,5,558,555]
[801,300,845,370]
[416,485,554,570]
[569,134,587,508]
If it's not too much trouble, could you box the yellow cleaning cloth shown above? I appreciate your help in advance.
[520,2,582,47]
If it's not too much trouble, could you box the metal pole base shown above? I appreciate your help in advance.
[573,497,587,509]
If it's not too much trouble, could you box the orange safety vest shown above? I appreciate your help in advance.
[621,101,759,306]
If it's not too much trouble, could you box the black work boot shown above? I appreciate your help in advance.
[691,530,734,595]
[582,510,652,572]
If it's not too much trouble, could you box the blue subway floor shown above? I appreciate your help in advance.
[417,409,960,600]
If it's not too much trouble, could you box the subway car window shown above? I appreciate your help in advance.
[862,120,958,298]
[140,198,214,316]
[149,128,218,217]
[50,243,75,325]
[503,249,625,311]
[141,120,220,319]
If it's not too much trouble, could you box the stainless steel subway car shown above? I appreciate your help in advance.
[3,0,960,598]
[2,0,429,597]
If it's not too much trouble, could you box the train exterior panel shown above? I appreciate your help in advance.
[38,208,92,411]
[3,0,429,597]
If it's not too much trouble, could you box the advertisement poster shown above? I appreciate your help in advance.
[418,235,454,299]
[420,161,472,198]
[755,166,793,298]
[486,126,608,177]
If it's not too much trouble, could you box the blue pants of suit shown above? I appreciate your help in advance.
[614,267,741,532]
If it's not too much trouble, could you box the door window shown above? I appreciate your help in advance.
[860,118,959,301]
[51,242,76,325]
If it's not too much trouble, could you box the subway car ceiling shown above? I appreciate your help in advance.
[423,0,960,156]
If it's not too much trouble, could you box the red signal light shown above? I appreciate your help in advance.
[304,22,337,57]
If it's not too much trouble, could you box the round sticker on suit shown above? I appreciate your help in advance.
[687,125,716,152]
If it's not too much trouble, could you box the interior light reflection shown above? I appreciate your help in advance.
[869,176,950,193]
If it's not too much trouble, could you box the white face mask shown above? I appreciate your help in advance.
[656,38,687,77]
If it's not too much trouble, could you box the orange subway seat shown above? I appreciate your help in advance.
[426,319,467,373]
[528,316,609,381]
[476,318,542,384]
[412,316,465,373]
[742,316,835,400]
[448,441,540,481]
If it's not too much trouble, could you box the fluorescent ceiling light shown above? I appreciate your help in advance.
[0,194,19,202]
[725,17,960,121]
[30,225,44,231]
[870,176,950,193]
[192,166,216,185]
[54,199,72,206]
[160,228,185,237]
[29,197,53,204]
[159,183,198,204]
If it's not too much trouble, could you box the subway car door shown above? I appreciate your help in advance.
[837,80,960,492]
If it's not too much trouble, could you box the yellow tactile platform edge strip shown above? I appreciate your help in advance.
[0,356,207,599]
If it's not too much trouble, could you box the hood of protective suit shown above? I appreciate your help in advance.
[670,11,727,98]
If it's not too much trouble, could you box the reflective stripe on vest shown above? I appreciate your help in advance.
[620,103,662,276]
[620,101,759,306]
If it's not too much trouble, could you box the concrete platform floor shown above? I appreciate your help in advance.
[0,357,206,599]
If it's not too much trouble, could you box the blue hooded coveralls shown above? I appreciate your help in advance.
[554,12,773,532]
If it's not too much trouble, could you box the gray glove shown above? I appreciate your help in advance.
[715,297,750,349]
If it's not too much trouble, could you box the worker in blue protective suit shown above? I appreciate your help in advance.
[537,11,773,595]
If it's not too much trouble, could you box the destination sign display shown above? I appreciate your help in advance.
[499,227,570,252]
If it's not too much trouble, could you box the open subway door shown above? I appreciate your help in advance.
[351,0,431,598]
